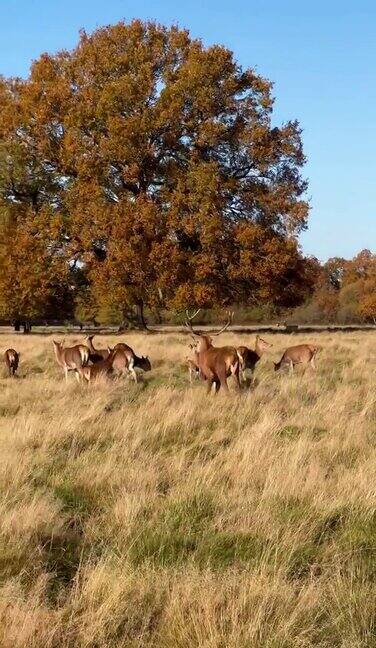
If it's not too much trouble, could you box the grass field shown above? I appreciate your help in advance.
[0,330,376,647]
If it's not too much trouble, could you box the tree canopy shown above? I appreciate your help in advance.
[0,20,315,326]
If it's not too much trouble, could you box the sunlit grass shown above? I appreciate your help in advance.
[0,330,375,646]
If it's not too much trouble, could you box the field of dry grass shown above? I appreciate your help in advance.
[0,330,376,647]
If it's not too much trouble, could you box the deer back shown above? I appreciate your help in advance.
[198,345,239,379]
[236,346,260,371]
[281,344,317,364]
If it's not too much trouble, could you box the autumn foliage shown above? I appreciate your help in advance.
[0,20,317,326]
[293,250,376,324]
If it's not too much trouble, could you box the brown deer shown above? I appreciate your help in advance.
[111,343,151,383]
[274,344,319,373]
[84,335,109,362]
[52,340,90,382]
[79,347,118,383]
[4,349,20,377]
[185,310,240,394]
[237,335,272,384]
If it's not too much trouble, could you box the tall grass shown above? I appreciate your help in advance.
[0,331,376,647]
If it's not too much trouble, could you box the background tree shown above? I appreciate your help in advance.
[0,21,312,326]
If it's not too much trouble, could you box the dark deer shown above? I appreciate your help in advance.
[4,349,20,377]
[185,309,240,394]
[237,335,272,384]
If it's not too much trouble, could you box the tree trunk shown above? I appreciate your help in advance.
[135,300,148,330]
[14,319,21,332]
[22,320,32,334]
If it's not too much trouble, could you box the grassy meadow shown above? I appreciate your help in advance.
[0,330,376,647]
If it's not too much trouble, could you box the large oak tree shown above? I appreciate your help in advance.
[0,21,312,326]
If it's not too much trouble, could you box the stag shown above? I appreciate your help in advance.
[185,309,240,393]
[237,335,272,384]
[52,340,90,382]
[4,349,20,377]
[274,344,319,373]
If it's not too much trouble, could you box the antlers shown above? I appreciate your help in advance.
[211,311,234,336]
[185,308,202,336]
[184,309,234,337]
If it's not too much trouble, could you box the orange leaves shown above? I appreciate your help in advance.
[0,20,312,322]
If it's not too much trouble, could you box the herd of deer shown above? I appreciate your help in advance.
[184,310,319,393]
[2,311,319,394]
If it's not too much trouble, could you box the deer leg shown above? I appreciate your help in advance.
[220,377,229,392]
[217,367,229,393]
[231,364,241,391]
[289,360,294,375]
[310,356,316,370]
[64,366,68,382]
[75,369,81,383]
[207,378,215,394]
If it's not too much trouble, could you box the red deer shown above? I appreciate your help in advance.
[237,335,272,384]
[185,310,240,394]
[79,347,118,383]
[4,349,20,377]
[274,344,319,373]
[111,343,151,383]
[84,335,109,362]
[52,340,90,382]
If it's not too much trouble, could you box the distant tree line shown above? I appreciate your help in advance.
[292,250,376,325]
[0,20,330,330]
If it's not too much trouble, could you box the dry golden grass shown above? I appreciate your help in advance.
[0,330,376,647]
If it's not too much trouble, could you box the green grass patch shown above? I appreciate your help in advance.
[270,495,311,524]
[128,493,215,567]
[197,531,268,568]
[53,482,101,516]
[276,425,302,439]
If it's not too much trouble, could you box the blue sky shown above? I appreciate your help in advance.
[0,0,375,261]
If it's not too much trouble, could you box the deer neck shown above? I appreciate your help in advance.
[86,338,96,353]
[254,339,263,359]
[198,336,212,352]
[54,345,64,365]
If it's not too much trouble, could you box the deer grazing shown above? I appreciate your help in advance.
[84,335,109,362]
[52,340,90,382]
[111,343,151,383]
[236,335,272,384]
[185,309,240,393]
[79,347,117,383]
[274,344,319,373]
[4,349,20,377]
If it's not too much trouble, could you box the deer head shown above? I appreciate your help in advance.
[139,356,151,372]
[185,309,234,351]
[255,335,273,354]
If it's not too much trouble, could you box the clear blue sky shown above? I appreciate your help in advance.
[0,0,375,261]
